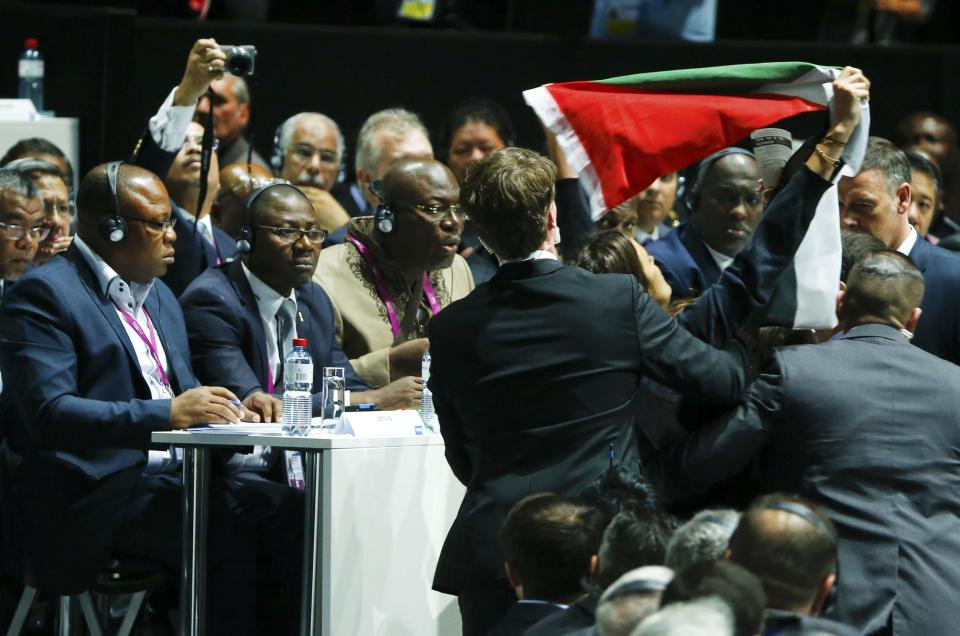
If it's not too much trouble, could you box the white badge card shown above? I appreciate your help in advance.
[334,410,427,438]
[285,451,305,490]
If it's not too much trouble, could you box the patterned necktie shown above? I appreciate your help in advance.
[275,299,296,378]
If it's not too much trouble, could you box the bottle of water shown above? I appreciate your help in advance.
[419,350,438,432]
[18,38,44,113]
[282,338,313,436]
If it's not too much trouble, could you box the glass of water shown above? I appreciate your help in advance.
[320,367,345,431]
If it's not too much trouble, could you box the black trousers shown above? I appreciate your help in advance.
[457,579,516,636]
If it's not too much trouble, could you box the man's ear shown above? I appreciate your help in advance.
[810,573,836,616]
[589,554,599,578]
[239,102,250,127]
[722,548,733,560]
[905,307,922,334]
[896,182,912,216]
[504,562,523,599]
[836,288,847,325]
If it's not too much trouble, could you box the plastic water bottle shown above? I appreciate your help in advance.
[419,350,438,432]
[18,38,44,113]
[282,338,313,436]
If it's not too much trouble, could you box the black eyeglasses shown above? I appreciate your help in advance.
[255,225,328,243]
[120,214,177,234]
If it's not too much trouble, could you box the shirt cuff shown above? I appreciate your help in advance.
[148,86,197,153]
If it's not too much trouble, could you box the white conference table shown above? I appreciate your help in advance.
[152,427,465,636]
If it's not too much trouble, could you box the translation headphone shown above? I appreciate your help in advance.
[99,160,127,243]
[236,179,299,254]
[759,500,838,545]
[369,180,395,234]
[270,122,285,174]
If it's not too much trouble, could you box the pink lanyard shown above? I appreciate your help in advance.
[117,306,171,389]
[346,233,441,339]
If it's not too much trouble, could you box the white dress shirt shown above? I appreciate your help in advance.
[896,226,919,257]
[704,242,735,273]
[74,236,173,400]
[242,262,298,388]
[498,249,560,266]
[148,87,198,153]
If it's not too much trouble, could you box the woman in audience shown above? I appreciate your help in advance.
[575,230,672,309]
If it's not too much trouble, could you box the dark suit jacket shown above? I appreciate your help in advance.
[907,237,960,364]
[763,609,858,636]
[0,245,198,592]
[163,203,238,298]
[654,324,960,636]
[646,223,722,300]
[179,259,366,416]
[487,601,563,636]
[524,595,597,635]
[427,259,747,594]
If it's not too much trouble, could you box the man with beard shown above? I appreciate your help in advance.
[272,112,352,234]
[161,121,238,296]
[646,149,763,301]
[313,158,473,388]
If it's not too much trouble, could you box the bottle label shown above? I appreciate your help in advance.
[18,60,44,78]
[285,362,314,386]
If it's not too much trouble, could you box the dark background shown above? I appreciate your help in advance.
[0,1,958,177]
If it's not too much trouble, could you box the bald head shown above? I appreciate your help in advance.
[727,493,836,613]
[248,183,312,226]
[76,163,167,230]
[220,162,272,191]
[841,250,925,329]
[382,157,456,204]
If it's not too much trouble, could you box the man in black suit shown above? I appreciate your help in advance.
[428,147,750,636]
[180,180,422,425]
[839,136,960,363]
[654,251,960,635]
[0,163,301,634]
[487,494,606,636]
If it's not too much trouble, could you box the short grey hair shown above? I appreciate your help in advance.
[861,136,912,196]
[664,509,740,573]
[277,112,346,165]
[633,597,734,636]
[355,108,430,174]
[226,73,250,105]
[2,157,70,192]
[0,168,39,202]
[596,566,674,636]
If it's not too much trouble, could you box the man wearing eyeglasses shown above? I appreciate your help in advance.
[274,112,352,235]
[182,181,423,428]
[0,170,45,304]
[0,162,307,635]
[161,120,239,296]
[313,158,474,388]
[3,157,73,265]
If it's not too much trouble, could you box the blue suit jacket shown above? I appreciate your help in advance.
[162,203,238,298]
[0,244,199,591]
[908,237,960,364]
[646,223,722,300]
[179,260,367,416]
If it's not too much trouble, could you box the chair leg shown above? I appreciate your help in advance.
[116,591,146,636]
[56,596,75,636]
[77,592,104,636]
[4,586,37,636]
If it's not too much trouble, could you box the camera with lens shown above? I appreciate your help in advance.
[220,45,257,77]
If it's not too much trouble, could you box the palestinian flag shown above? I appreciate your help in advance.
[524,61,870,329]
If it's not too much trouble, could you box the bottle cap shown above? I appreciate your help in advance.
[24,38,38,49]
[292,338,308,347]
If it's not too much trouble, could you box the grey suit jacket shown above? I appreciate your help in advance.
[652,324,960,636]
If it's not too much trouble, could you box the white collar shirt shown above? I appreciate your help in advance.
[704,242,735,273]
[896,226,919,257]
[242,262,298,389]
[498,249,560,266]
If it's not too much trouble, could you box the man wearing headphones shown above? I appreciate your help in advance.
[313,157,473,388]
[0,162,293,635]
[181,179,423,429]
[272,112,351,236]
[725,493,857,636]
[654,251,960,636]
[646,148,763,301]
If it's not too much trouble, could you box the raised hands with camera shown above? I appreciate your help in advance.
[173,38,227,107]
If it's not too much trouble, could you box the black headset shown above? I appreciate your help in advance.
[99,160,126,243]
[236,179,299,254]
[270,122,285,174]
[683,147,756,212]
[369,180,395,234]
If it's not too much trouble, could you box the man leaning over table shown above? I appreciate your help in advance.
[0,163,299,635]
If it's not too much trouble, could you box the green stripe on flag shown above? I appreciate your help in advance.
[595,61,839,93]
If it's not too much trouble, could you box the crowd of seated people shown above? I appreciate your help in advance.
[2,35,960,636]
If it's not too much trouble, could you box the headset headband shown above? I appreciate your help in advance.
[759,501,837,544]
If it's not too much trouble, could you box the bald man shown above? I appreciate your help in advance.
[313,157,474,388]
[212,161,273,237]
[0,163,297,635]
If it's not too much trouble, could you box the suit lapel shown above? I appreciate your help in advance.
[225,261,271,380]
[66,246,143,379]
[681,225,722,285]
[295,286,313,342]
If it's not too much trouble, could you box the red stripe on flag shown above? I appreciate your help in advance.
[545,84,825,211]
